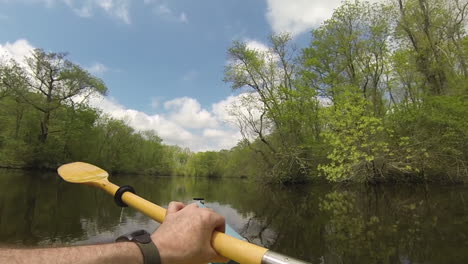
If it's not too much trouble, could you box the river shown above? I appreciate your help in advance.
[0,169,467,263]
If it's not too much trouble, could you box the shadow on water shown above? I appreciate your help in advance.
[0,169,467,263]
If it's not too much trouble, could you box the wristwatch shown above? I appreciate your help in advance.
[116,229,161,264]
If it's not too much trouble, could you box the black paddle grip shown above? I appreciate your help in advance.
[114,185,136,207]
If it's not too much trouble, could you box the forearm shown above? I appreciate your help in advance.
[0,242,143,264]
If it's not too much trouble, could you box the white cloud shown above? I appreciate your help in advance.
[212,94,244,123]
[203,128,227,138]
[98,0,113,11]
[201,128,242,150]
[212,92,266,141]
[265,0,343,37]
[86,62,108,75]
[164,97,218,129]
[85,95,196,146]
[72,0,131,24]
[245,39,270,53]
[81,92,253,152]
[86,94,244,151]
[0,39,35,66]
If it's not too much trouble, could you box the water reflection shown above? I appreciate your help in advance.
[0,169,467,263]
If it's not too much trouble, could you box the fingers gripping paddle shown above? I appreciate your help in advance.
[58,162,310,264]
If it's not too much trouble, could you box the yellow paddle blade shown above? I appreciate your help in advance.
[57,162,109,183]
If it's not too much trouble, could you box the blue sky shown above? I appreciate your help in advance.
[0,0,345,151]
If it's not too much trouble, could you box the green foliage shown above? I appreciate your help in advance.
[220,0,468,183]
[220,141,265,178]
[318,88,389,182]
[185,151,225,177]
[224,33,324,183]
[387,96,468,181]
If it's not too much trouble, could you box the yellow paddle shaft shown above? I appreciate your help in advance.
[89,179,268,264]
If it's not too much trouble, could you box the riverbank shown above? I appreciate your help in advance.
[1,164,466,186]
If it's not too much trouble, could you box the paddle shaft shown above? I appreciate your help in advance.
[89,179,268,264]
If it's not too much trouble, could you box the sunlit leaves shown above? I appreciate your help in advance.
[318,88,389,182]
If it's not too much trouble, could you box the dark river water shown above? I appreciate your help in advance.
[0,169,467,263]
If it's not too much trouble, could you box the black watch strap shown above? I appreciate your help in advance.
[135,240,161,264]
[116,230,161,264]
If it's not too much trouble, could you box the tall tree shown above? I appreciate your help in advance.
[395,0,468,95]
[0,61,34,141]
[302,1,392,115]
[14,49,107,143]
[225,34,321,182]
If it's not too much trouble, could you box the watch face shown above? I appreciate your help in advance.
[132,230,148,237]
[116,229,152,244]
[132,230,152,244]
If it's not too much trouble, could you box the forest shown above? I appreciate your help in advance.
[1,0,467,184]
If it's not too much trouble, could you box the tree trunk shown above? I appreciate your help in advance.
[39,111,50,143]
[14,99,24,139]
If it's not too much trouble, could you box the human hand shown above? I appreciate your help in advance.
[151,201,229,264]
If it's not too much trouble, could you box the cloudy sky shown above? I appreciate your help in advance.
[0,0,344,151]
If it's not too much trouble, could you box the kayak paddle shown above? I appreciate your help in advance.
[57,162,310,264]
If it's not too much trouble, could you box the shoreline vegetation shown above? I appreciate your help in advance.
[1,0,467,184]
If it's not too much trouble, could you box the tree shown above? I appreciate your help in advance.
[302,0,392,115]
[395,0,468,95]
[0,61,30,138]
[225,34,321,183]
[13,49,107,143]
[185,151,224,177]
